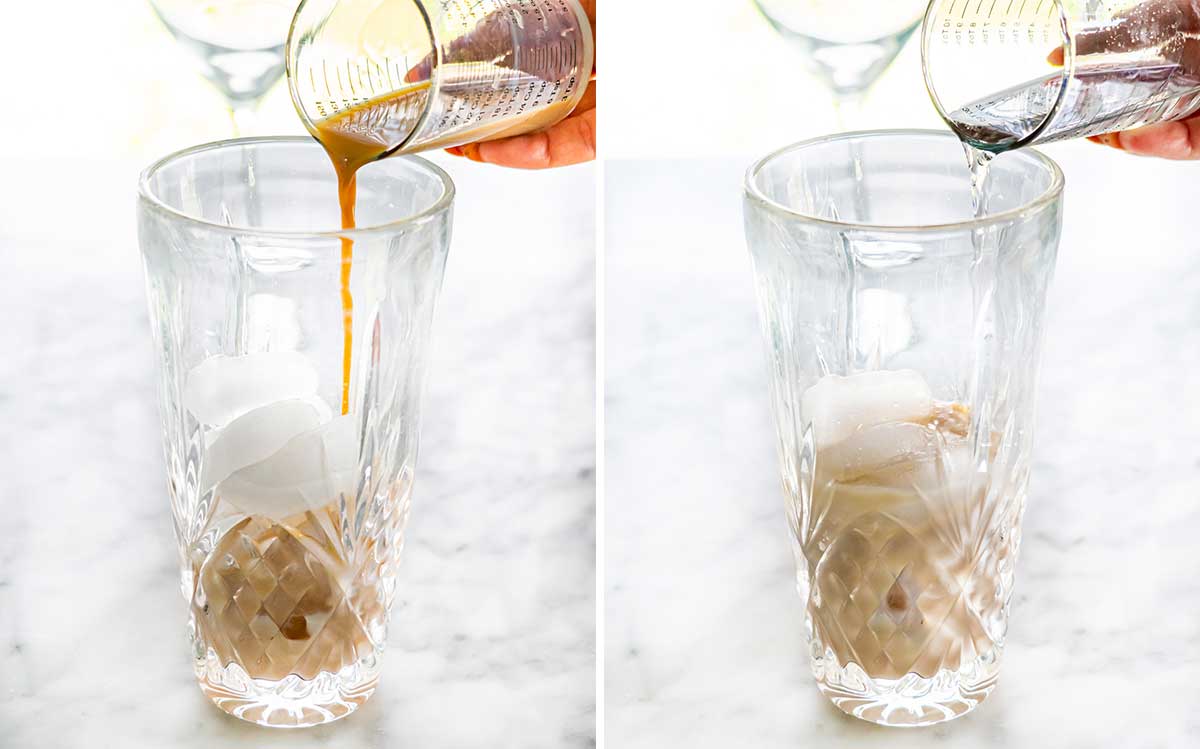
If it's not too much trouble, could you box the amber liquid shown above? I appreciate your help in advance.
[313,83,432,414]
[804,408,993,680]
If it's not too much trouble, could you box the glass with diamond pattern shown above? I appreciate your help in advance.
[743,131,1063,726]
[137,137,453,727]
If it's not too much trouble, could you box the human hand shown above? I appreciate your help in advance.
[446,0,596,169]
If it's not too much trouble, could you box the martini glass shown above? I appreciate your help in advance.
[753,0,927,127]
[149,0,295,134]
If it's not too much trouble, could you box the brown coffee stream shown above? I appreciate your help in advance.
[313,83,432,414]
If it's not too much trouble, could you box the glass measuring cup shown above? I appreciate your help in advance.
[286,0,594,161]
[922,0,1200,152]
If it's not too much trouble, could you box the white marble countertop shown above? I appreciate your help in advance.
[604,142,1200,748]
[0,157,596,748]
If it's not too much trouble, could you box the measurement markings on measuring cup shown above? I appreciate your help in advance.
[345,59,357,97]
[943,0,1057,45]
[368,62,382,95]
[335,65,345,97]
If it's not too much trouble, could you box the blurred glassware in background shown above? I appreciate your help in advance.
[752,0,927,126]
[149,0,295,134]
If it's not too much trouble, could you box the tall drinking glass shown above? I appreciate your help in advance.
[743,131,1064,726]
[137,137,453,727]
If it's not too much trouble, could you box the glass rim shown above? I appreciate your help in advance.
[921,0,1072,151]
[743,129,1065,234]
[137,136,456,240]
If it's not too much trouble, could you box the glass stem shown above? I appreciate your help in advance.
[228,100,260,138]
[832,90,868,132]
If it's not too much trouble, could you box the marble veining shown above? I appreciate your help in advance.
[0,157,596,748]
[604,147,1200,749]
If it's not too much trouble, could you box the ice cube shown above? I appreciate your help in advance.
[819,421,939,483]
[200,399,328,492]
[905,442,980,503]
[870,440,980,499]
[217,415,359,521]
[184,352,320,427]
[802,370,934,449]
[814,440,983,539]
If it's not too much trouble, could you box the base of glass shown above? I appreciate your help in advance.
[194,649,383,728]
[813,656,999,727]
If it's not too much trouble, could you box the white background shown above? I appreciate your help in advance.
[601,0,941,160]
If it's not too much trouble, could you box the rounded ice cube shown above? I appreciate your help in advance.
[200,399,328,492]
[184,352,320,427]
[819,421,938,483]
[802,370,934,449]
[217,415,359,521]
